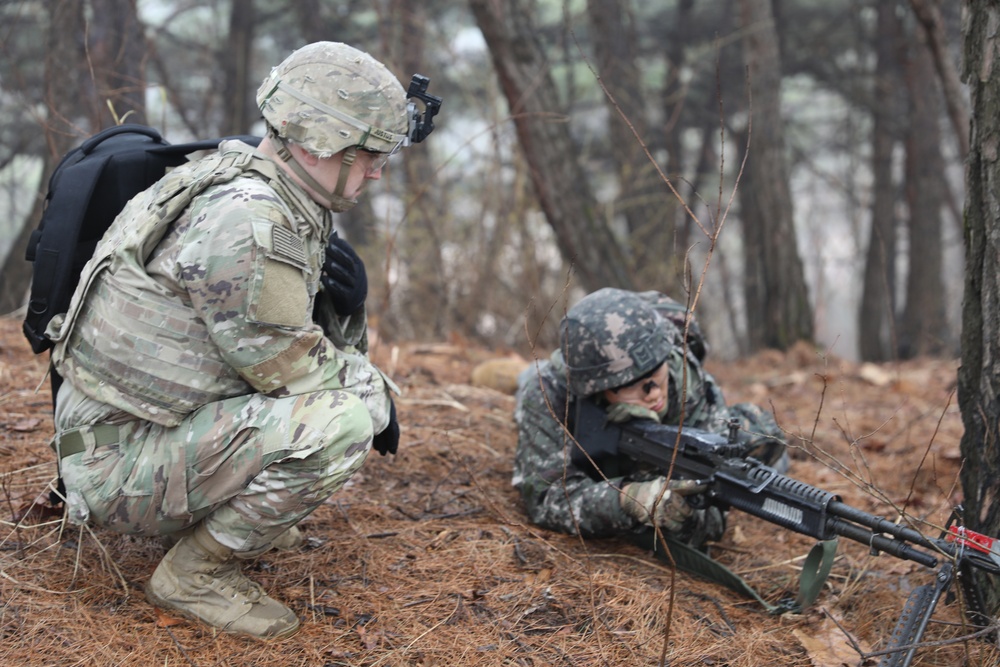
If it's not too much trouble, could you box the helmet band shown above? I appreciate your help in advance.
[268,80,408,151]
[334,147,357,197]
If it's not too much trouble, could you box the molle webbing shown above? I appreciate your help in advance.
[67,275,250,422]
[51,148,280,427]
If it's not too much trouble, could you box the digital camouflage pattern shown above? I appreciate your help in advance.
[513,290,785,540]
[257,42,410,158]
[560,288,674,396]
[51,139,393,551]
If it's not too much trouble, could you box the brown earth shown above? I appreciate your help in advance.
[1,314,997,666]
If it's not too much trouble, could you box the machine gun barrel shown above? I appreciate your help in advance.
[826,511,938,568]
[571,401,1000,667]
[614,419,978,571]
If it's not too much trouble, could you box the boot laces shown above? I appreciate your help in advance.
[213,562,266,604]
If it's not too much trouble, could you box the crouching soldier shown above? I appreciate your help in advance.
[47,42,440,639]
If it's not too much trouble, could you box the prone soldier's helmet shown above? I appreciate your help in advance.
[256,41,410,159]
[561,288,673,397]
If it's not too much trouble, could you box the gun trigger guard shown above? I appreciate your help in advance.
[688,494,710,510]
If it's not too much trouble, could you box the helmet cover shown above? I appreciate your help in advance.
[257,42,409,157]
[561,288,673,396]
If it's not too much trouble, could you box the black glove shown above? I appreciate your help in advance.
[321,233,368,315]
[372,399,399,456]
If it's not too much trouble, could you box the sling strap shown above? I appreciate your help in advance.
[633,529,838,613]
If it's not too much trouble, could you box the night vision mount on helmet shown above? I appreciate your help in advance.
[405,74,441,145]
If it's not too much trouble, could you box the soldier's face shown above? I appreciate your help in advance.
[603,362,669,413]
[315,148,385,200]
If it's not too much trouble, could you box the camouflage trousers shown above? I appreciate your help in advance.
[59,389,373,553]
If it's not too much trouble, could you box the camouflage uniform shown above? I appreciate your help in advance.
[512,289,785,542]
[42,40,442,640]
[47,43,411,555]
[49,138,387,551]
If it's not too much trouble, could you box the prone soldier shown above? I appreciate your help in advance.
[513,288,787,549]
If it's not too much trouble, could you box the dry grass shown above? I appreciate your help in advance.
[2,316,999,666]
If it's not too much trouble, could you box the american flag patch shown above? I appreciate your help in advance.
[271,224,307,267]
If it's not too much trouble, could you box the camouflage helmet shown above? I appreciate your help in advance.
[256,42,409,158]
[561,288,673,397]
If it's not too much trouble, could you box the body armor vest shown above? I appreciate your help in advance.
[48,143,323,427]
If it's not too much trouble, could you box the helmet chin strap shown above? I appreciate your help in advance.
[271,131,359,212]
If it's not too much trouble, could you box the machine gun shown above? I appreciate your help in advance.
[572,399,1000,667]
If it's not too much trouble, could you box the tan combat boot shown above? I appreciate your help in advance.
[145,523,300,640]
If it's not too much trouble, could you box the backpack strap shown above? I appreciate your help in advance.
[147,134,260,160]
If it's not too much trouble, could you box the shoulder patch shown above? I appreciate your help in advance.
[271,224,308,268]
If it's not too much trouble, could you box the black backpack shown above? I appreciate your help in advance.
[22,124,260,355]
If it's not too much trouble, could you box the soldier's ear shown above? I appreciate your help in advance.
[288,142,321,167]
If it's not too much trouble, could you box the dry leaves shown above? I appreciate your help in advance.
[793,611,870,666]
[153,608,186,628]
[1,316,998,666]
[7,417,42,432]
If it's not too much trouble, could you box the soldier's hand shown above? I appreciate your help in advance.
[321,233,368,315]
[606,402,661,424]
[620,478,708,532]
[372,398,399,456]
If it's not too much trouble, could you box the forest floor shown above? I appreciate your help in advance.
[1,313,998,667]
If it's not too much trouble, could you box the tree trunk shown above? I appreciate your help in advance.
[736,123,766,350]
[664,0,697,256]
[86,0,146,126]
[469,0,633,293]
[586,0,680,293]
[898,22,950,358]
[908,0,969,157]
[294,0,326,44]
[220,0,255,137]
[959,0,1000,616]
[0,0,91,315]
[858,0,902,362]
[379,1,450,340]
[736,0,814,351]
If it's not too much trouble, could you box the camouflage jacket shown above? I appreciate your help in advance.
[50,140,391,432]
[512,292,783,538]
